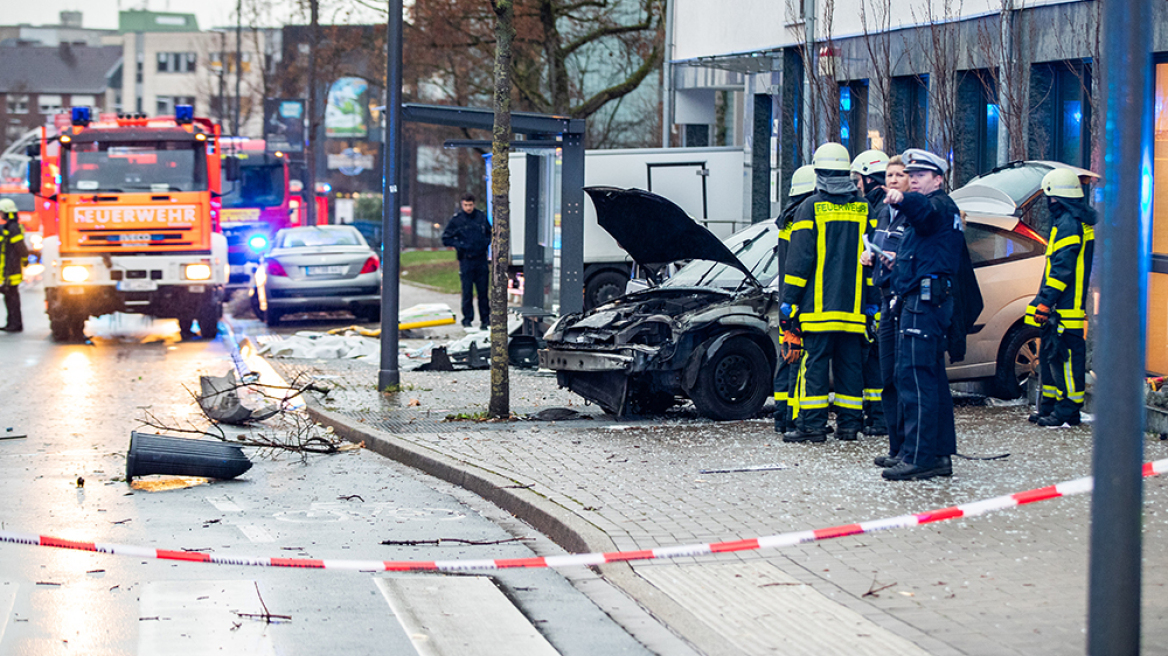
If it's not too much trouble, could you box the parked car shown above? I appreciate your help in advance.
[251,225,381,326]
[542,169,1096,419]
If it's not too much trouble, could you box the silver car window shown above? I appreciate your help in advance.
[280,228,362,248]
[664,224,778,290]
[965,223,1041,267]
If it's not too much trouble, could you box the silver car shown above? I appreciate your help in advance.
[252,225,381,326]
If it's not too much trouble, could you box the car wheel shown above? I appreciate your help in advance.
[264,307,282,327]
[584,270,628,311]
[355,305,381,323]
[992,325,1041,399]
[689,336,770,420]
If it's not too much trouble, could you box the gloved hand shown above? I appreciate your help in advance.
[1034,303,1052,325]
[864,304,879,317]
[780,303,793,318]
[781,330,803,364]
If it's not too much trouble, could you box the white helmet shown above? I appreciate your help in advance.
[1041,168,1084,199]
[812,142,851,172]
[789,165,816,197]
[0,198,16,216]
[851,149,889,177]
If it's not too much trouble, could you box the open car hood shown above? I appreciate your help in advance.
[584,186,755,281]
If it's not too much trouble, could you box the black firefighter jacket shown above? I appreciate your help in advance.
[1025,198,1097,333]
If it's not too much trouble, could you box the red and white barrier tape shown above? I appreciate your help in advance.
[4,459,1166,572]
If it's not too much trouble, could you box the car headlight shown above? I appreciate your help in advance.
[61,265,90,283]
[185,263,212,280]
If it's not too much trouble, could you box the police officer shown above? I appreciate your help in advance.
[441,194,492,330]
[0,198,28,332]
[881,149,965,480]
[1026,168,1096,428]
[851,149,890,438]
[781,143,869,443]
[867,156,910,467]
[773,165,816,434]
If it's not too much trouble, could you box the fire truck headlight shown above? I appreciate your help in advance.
[248,235,269,252]
[185,264,212,281]
[61,265,90,283]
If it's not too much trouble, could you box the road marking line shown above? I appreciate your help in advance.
[205,496,243,512]
[138,580,278,656]
[0,582,16,645]
[376,576,560,656]
[234,524,275,543]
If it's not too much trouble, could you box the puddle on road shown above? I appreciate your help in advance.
[131,476,210,492]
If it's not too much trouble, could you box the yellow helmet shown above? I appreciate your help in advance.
[1041,168,1084,199]
[0,198,16,215]
[812,142,852,172]
[851,149,889,176]
[789,165,816,197]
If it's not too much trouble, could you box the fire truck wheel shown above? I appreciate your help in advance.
[50,313,86,343]
[197,302,222,339]
[178,316,197,340]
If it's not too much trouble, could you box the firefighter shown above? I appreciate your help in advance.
[0,198,28,332]
[851,149,890,438]
[1026,168,1096,428]
[774,165,816,434]
[781,143,869,443]
[881,149,980,481]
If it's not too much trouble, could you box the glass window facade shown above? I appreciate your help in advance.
[1150,60,1168,374]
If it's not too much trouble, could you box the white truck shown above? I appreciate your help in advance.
[506,146,747,310]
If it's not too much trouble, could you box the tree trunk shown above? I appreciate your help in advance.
[488,0,515,419]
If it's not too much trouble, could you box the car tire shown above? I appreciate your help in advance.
[584,270,629,311]
[355,305,381,323]
[992,325,1041,399]
[264,307,282,327]
[197,300,222,339]
[689,336,771,420]
[50,313,85,343]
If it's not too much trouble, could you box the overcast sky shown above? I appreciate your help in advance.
[6,0,386,33]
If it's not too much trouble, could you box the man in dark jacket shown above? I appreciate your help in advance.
[0,198,28,332]
[881,149,969,481]
[781,143,870,443]
[851,149,891,438]
[441,194,491,329]
[1025,168,1096,428]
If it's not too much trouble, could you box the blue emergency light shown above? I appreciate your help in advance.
[248,235,269,252]
[175,105,194,124]
[71,106,91,127]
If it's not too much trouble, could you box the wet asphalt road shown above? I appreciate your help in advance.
[0,287,647,656]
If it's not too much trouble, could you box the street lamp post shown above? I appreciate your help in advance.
[378,0,403,390]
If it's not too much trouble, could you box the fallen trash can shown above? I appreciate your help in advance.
[125,431,253,482]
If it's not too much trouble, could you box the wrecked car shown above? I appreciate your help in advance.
[540,187,781,420]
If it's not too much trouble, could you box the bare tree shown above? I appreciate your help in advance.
[972,0,1037,163]
[858,0,902,151]
[488,0,516,419]
[787,0,840,150]
[913,0,964,185]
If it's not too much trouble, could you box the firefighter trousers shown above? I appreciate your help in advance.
[1039,322,1086,421]
[2,285,19,331]
[896,294,956,467]
[862,329,885,431]
[772,350,801,431]
[878,294,902,457]
[800,332,864,433]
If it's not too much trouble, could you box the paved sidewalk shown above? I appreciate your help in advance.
[228,292,1168,655]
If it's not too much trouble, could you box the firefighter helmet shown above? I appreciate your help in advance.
[812,142,852,172]
[0,199,16,218]
[789,165,816,197]
[1041,168,1084,199]
[850,149,889,176]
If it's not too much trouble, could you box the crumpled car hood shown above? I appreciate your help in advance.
[549,286,749,347]
[584,186,754,280]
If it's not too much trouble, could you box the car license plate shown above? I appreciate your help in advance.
[306,265,347,276]
[230,264,249,275]
[117,280,158,292]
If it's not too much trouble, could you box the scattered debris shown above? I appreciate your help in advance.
[235,582,290,624]
[76,476,85,488]
[198,371,280,425]
[379,537,531,547]
[698,464,788,474]
[526,408,587,421]
[1,427,27,440]
[36,581,62,586]
[125,431,253,482]
[337,494,365,502]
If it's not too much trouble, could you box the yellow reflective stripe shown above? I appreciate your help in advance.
[10,233,22,243]
[1073,225,1095,314]
[800,321,868,334]
[1046,277,1067,292]
[1061,318,1086,329]
[779,224,794,240]
[785,274,807,287]
[1042,384,1063,400]
[792,352,808,418]
[834,394,863,409]
[791,220,813,232]
[813,201,868,223]
[774,392,788,401]
[1051,235,1081,252]
[803,310,866,322]
[863,389,882,401]
[1060,309,1086,319]
[801,396,830,409]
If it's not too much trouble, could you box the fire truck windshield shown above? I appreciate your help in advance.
[0,193,34,212]
[221,163,285,208]
[62,141,206,193]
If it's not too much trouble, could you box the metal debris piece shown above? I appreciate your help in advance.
[198,371,280,425]
[698,464,788,474]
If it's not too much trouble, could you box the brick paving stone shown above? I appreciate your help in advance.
[252,341,1168,656]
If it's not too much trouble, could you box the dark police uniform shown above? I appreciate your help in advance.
[861,184,890,436]
[1025,196,1096,426]
[886,183,964,478]
[782,185,869,440]
[441,206,492,328]
[869,190,908,463]
[0,212,28,332]
[772,191,811,433]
